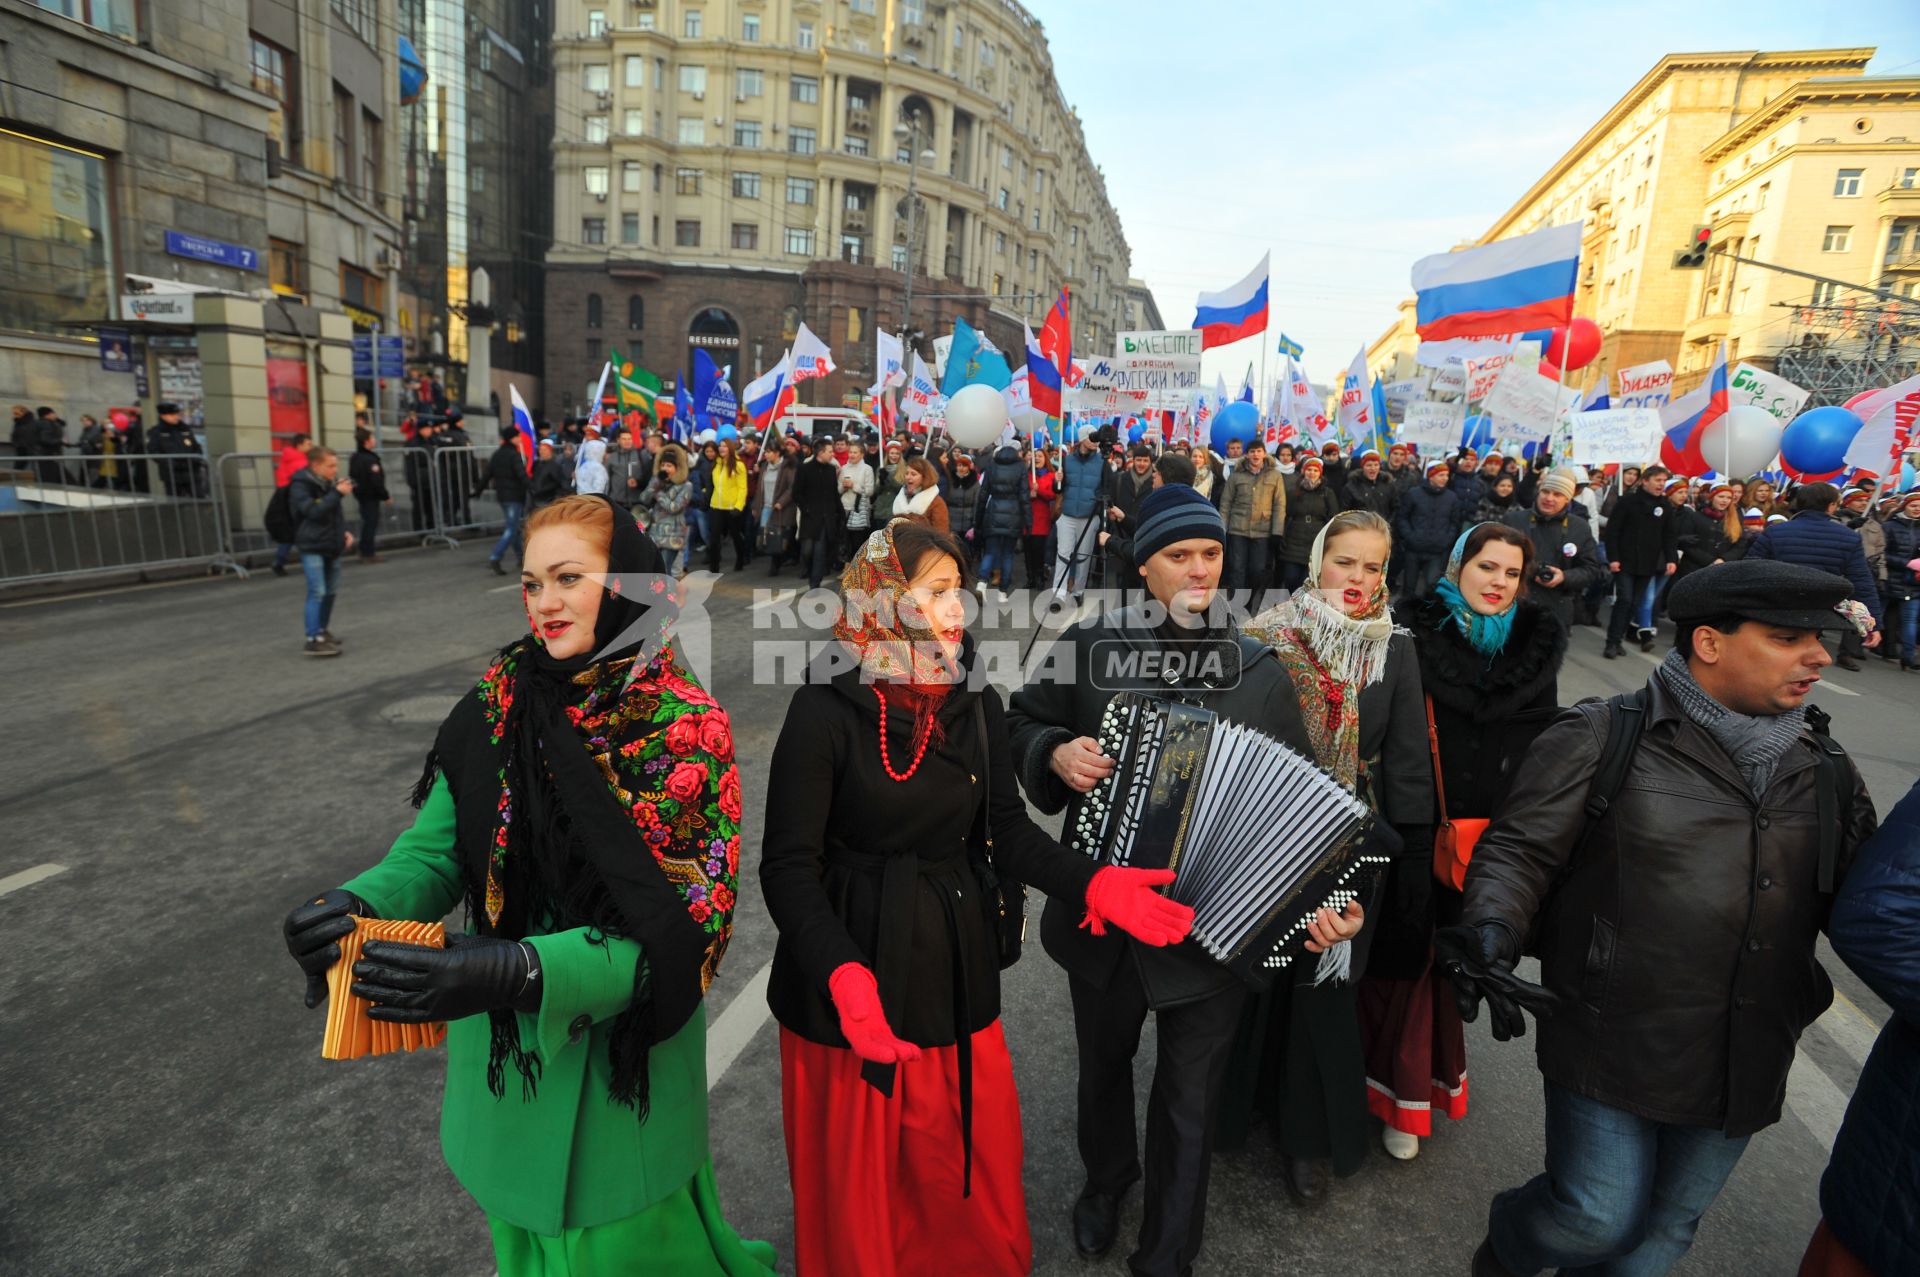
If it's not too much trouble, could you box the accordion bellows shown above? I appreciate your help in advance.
[321,917,450,1060]
[1069,692,1387,989]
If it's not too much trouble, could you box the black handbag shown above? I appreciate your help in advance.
[970,699,1027,969]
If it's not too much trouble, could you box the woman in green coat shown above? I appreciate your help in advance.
[282,494,774,1277]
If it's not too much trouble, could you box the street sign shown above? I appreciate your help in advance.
[352,334,405,377]
[164,230,259,272]
[121,294,194,324]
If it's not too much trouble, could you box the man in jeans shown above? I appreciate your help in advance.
[1052,426,1108,602]
[1603,463,1680,657]
[1449,559,1878,1277]
[288,446,354,656]
[471,423,530,575]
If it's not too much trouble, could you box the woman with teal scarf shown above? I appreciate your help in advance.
[1361,522,1567,1162]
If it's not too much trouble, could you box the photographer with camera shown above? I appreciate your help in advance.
[1501,467,1604,633]
[288,446,355,657]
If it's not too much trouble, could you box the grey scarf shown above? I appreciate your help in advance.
[1655,649,1804,796]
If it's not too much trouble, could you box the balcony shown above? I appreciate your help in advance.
[1710,209,1752,242]
[1876,182,1920,212]
[847,106,872,134]
[844,209,870,233]
[1682,309,1730,348]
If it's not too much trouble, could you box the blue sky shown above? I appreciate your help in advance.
[1037,1,1920,390]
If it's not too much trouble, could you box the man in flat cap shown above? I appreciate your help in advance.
[1446,558,1879,1277]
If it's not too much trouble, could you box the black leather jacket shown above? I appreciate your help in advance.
[1461,676,1877,1136]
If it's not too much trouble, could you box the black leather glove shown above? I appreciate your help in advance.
[351,934,540,1023]
[1433,921,1560,1043]
[284,888,370,1009]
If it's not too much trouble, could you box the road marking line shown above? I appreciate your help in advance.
[1786,1047,1852,1152]
[705,961,772,1089]
[0,863,67,898]
[1818,991,1884,1068]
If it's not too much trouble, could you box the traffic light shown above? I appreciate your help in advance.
[1672,225,1713,269]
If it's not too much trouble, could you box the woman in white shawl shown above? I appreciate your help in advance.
[573,436,610,496]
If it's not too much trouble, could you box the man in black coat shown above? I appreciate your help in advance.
[1394,459,1467,599]
[791,434,844,589]
[347,427,390,563]
[1603,464,1681,657]
[404,418,437,530]
[1007,484,1362,1277]
[1342,449,1398,519]
[1502,469,1605,631]
[471,424,533,573]
[146,402,206,497]
[1104,444,1157,598]
[9,404,35,471]
[1451,560,1877,1277]
[288,446,354,656]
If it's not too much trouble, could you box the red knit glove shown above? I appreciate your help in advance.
[827,963,923,1066]
[1080,867,1194,947]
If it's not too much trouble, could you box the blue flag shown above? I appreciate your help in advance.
[941,318,1013,396]
[691,349,726,428]
[673,379,695,443]
[1276,332,1304,360]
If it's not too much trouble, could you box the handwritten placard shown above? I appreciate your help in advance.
[1569,408,1665,465]
[1401,399,1466,447]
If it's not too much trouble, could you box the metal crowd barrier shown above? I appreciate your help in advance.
[212,447,441,565]
[424,444,509,551]
[0,450,234,588]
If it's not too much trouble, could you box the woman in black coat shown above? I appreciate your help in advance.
[1362,521,1565,1162]
[761,519,1188,1277]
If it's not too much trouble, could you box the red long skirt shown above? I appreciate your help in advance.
[1357,951,1469,1138]
[779,1021,1032,1277]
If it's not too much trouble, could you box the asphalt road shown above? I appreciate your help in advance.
[0,541,1912,1277]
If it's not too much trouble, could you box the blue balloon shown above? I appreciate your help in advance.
[1210,400,1260,453]
[1519,440,1543,461]
[1520,328,1556,350]
[717,424,739,442]
[1461,413,1495,453]
[1778,406,1863,475]
[1127,420,1146,443]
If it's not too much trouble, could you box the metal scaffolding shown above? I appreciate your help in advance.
[1770,296,1920,409]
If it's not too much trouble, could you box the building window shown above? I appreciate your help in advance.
[796,21,815,50]
[1757,181,1770,209]
[683,9,702,38]
[585,165,610,195]
[994,231,1006,254]
[636,11,654,30]
[786,177,816,205]
[676,167,702,195]
[586,8,607,37]
[792,76,820,105]
[678,66,707,94]
[624,110,644,136]
[785,227,816,255]
[737,68,764,98]
[269,238,304,298]
[654,164,663,192]
[30,0,136,37]
[1823,225,1852,253]
[850,0,875,13]
[587,338,602,363]
[996,188,1008,210]
[250,35,301,164]
[732,223,759,250]
[733,121,761,148]
[629,296,645,328]
[891,243,909,272]
[1887,222,1914,261]
[1834,168,1863,197]
[331,0,376,43]
[332,84,356,184]
[732,171,761,199]
[586,293,603,327]
[585,115,609,143]
[790,127,816,155]
[624,55,644,88]
[360,107,382,199]
[742,14,760,41]
[622,160,642,192]
[583,217,607,244]
[676,220,702,247]
[1069,225,1079,246]
[585,64,611,93]
[845,135,869,157]
[621,212,640,244]
[1811,280,1840,307]
[1903,167,1919,190]
[992,272,1004,294]
[678,117,706,144]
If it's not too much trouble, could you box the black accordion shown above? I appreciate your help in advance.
[1066,691,1388,990]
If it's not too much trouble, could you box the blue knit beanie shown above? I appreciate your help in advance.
[1132,483,1224,563]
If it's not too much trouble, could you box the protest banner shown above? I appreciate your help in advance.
[1569,407,1665,465]
[1615,359,1673,410]
[1117,329,1204,359]
[1065,351,1199,413]
[1431,362,1466,396]
[1401,399,1466,447]
[1418,332,1517,368]
[1383,378,1422,416]
[1484,356,1580,436]
[1463,338,1534,401]
[1728,363,1810,426]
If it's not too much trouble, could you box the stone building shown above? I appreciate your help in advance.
[543,0,1136,416]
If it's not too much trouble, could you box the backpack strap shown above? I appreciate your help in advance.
[1803,703,1850,894]
[1583,686,1651,826]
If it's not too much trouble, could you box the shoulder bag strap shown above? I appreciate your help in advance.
[1424,693,1449,820]
[973,697,993,857]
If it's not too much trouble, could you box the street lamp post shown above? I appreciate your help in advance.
[895,122,937,345]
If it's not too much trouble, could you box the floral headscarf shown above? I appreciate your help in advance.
[833,522,963,689]
[1244,519,1399,790]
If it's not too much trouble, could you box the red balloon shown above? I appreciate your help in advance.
[1779,460,1846,484]
[109,410,130,429]
[1546,318,1603,372]
[1842,389,1878,414]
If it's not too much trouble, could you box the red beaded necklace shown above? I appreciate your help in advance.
[872,685,936,782]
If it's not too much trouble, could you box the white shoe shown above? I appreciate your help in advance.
[1382,1127,1420,1160]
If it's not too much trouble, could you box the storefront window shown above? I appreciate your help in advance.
[0,128,115,338]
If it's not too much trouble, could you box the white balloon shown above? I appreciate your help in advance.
[1694,404,1781,477]
[944,383,1010,448]
[1009,403,1046,435]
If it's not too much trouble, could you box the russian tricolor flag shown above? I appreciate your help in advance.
[744,355,796,430]
[1192,252,1270,350]
[1412,222,1582,343]
[510,384,537,474]
[1658,345,1728,475]
[1027,290,1071,419]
